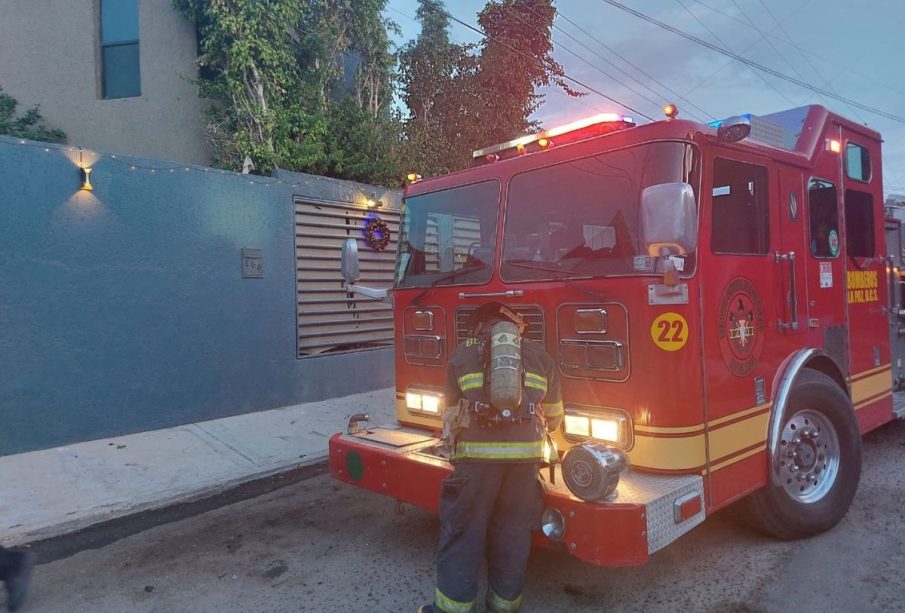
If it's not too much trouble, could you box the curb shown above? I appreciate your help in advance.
[15,458,329,564]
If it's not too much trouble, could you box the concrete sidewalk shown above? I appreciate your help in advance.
[0,388,396,546]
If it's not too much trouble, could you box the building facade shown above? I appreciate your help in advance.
[0,0,210,165]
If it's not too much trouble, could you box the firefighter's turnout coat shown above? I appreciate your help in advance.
[444,324,564,462]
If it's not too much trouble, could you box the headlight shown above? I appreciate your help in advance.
[563,409,629,447]
[541,507,566,541]
[406,388,444,416]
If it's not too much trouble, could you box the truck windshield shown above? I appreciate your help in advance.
[395,180,500,288]
[501,142,700,281]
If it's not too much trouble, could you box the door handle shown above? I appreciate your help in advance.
[775,251,799,331]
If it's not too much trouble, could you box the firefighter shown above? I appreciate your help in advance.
[420,302,563,613]
[0,546,35,612]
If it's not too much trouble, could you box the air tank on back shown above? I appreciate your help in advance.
[490,320,522,414]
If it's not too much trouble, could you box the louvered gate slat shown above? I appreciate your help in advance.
[294,197,400,356]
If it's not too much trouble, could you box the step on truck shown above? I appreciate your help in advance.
[330,105,904,566]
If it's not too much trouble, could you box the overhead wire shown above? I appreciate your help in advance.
[508,0,710,121]
[744,0,901,189]
[599,0,905,124]
[673,0,799,106]
[405,2,656,120]
[385,5,620,119]
[751,0,905,190]
[750,0,866,121]
[678,0,813,97]
[387,5,624,120]
[689,0,905,97]
[501,1,675,120]
[549,7,717,121]
[731,0,816,95]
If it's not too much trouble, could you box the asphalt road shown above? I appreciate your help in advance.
[13,418,905,613]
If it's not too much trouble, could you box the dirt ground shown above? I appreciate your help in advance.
[14,419,905,612]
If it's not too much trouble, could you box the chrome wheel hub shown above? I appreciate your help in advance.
[778,409,840,503]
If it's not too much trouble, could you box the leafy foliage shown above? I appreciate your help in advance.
[0,86,66,143]
[397,0,580,176]
[397,0,468,175]
[475,0,580,144]
[176,0,575,183]
[174,0,401,183]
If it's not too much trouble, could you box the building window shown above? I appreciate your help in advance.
[711,157,769,255]
[100,0,141,99]
[808,179,839,258]
[844,190,875,257]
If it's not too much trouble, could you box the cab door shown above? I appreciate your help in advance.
[775,166,807,353]
[839,133,890,427]
[802,176,847,369]
[700,151,782,506]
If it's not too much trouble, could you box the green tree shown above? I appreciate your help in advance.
[474,0,579,145]
[303,0,403,184]
[398,0,580,176]
[397,0,465,176]
[174,0,402,185]
[0,86,66,143]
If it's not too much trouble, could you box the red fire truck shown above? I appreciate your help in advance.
[330,105,903,566]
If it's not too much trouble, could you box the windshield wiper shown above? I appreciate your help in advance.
[505,260,610,302]
[409,265,487,305]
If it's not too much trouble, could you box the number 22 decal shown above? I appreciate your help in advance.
[650,313,689,351]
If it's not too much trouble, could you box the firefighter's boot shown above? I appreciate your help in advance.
[5,550,35,612]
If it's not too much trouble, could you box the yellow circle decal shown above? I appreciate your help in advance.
[650,313,689,351]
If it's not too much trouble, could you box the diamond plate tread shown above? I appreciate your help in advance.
[643,476,705,554]
[349,426,436,448]
[894,391,905,418]
[544,466,699,503]
[544,467,705,554]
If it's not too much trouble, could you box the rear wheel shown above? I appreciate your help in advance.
[744,369,861,539]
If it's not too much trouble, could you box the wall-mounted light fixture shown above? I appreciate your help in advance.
[78,148,93,191]
[366,191,383,208]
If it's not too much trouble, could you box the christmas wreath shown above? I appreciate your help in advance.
[364,216,391,251]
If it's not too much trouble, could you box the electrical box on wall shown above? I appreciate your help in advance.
[242,248,263,278]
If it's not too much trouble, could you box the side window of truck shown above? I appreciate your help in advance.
[808,179,839,258]
[845,143,871,182]
[710,157,769,255]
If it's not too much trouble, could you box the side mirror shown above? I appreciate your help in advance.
[641,182,698,256]
[341,238,360,284]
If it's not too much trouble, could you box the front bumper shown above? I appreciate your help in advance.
[329,426,705,567]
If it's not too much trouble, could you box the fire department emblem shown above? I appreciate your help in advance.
[718,277,765,377]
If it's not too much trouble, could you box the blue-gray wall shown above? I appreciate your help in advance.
[0,137,396,455]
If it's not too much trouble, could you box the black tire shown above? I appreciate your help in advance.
[742,368,862,540]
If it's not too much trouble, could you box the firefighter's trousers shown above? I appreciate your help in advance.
[435,461,543,613]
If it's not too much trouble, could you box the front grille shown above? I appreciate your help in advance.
[455,304,545,345]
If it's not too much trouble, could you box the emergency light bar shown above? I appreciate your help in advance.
[471,113,635,165]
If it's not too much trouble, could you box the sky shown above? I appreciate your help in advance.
[383,0,905,198]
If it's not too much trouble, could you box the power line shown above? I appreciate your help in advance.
[600,0,905,124]
[501,1,675,120]
[732,0,814,93]
[752,0,870,123]
[750,0,905,192]
[551,7,716,120]
[678,0,814,100]
[674,0,798,107]
[507,0,710,121]
[689,0,905,98]
[411,2,656,120]
[385,5,617,119]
